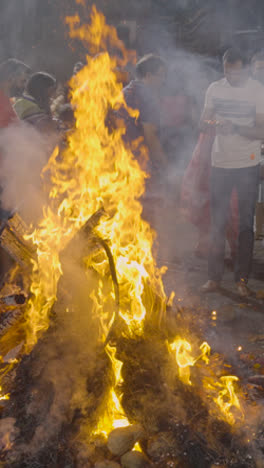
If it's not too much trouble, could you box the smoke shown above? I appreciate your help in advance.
[0,122,57,224]
[4,234,115,462]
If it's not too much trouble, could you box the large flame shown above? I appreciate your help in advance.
[24,6,165,350]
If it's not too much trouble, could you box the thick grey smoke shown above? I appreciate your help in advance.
[0,122,57,223]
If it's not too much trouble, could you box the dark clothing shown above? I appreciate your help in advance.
[120,80,164,228]
[209,164,259,282]
[123,80,160,127]
[118,80,160,179]
[121,80,161,172]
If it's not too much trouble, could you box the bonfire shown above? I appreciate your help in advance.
[0,4,263,468]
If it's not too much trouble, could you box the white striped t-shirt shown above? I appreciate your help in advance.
[204,77,264,168]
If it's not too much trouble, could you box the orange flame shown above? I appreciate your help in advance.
[94,345,129,436]
[0,385,9,401]
[170,338,210,385]
[23,5,165,350]
[170,339,243,425]
[205,375,243,426]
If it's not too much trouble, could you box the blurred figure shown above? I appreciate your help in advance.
[121,54,168,228]
[14,72,57,132]
[1,58,32,99]
[252,51,264,239]
[251,51,264,85]
[51,62,82,119]
[161,71,199,170]
[122,54,168,173]
[0,60,23,281]
[115,24,136,87]
[200,48,264,297]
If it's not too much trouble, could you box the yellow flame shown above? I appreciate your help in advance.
[170,339,243,425]
[23,5,165,350]
[94,345,129,436]
[0,385,9,401]
[170,338,210,385]
[212,376,242,426]
[133,442,142,452]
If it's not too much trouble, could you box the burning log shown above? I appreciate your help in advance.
[0,213,36,271]
[0,211,259,468]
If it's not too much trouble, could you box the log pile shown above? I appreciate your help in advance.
[0,213,262,468]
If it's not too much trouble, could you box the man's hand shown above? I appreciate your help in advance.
[216,120,234,135]
[234,114,264,140]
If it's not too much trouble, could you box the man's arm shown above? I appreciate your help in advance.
[142,122,168,168]
[198,108,217,133]
[234,114,264,140]
[198,82,218,133]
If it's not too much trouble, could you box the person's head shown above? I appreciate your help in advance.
[251,51,264,84]
[0,58,32,96]
[136,54,167,92]
[26,72,56,112]
[223,48,247,87]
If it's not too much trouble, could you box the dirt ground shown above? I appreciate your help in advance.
[155,202,264,382]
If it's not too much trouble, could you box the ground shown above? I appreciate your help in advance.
[156,203,264,383]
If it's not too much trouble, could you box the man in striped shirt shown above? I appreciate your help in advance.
[200,48,264,297]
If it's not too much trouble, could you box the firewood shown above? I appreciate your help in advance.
[0,213,36,269]
[0,308,24,338]
[107,425,144,457]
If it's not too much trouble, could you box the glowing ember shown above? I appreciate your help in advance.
[0,385,9,401]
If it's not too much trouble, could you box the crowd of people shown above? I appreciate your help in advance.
[0,48,264,297]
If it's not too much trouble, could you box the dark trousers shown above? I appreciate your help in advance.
[208,165,259,283]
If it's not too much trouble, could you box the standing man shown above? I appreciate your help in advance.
[200,48,264,297]
[122,54,168,174]
[121,54,168,228]
[251,51,264,239]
